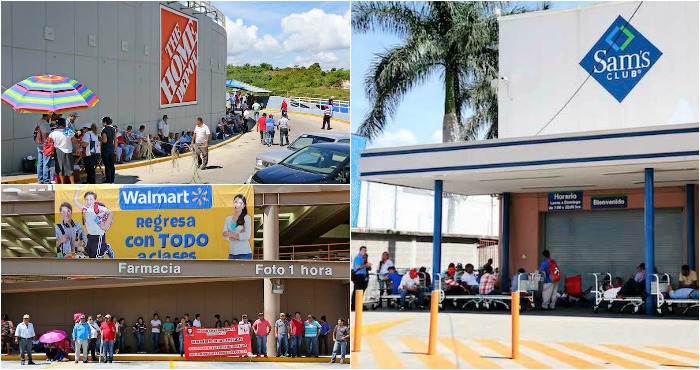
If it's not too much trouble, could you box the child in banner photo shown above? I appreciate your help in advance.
[222,194,252,260]
[73,187,115,258]
[55,202,87,258]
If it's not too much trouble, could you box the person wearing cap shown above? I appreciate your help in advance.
[72,315,91,363]
[67,112,80,130]
[274,313,290,357]
[80,122,100,184]
[252,313,270,357]
[264,114,276,146]
[100,314,116,363]
[399,268,424,311]
[15,314,36,365]
[303,315,321,357]
[158,115,170,142]
[238,314,252,356]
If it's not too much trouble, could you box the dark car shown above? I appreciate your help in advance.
[249,142,350,184]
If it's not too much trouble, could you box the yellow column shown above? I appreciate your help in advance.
[427,290,440,355]
[511,291,520,359]
[352,290,363,352]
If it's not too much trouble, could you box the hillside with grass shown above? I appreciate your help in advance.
[226,63,350,100]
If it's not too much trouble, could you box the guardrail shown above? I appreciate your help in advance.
[254,242,350,261]
[287,96,350,114]
[182,1,226,29]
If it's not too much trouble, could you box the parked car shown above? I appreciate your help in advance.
[249,142,350,184]
[254,132,350,170]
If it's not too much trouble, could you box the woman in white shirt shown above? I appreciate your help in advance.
[223,194,253,259]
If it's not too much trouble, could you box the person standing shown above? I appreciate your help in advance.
[329,318,349,364]
[289,312,303,358]
[100,117,117,184]
[162,316,176,354]
[252,313,270,358]
[252,100,261,121]
[281,99,288,118]
[322,98,334,130]
[539,250,560,310]
[132,317,146,354]
[2,314,14,355]
[238,314,253,357]
[15,314,36,366]
[278,115,290,146]
[265,114,276,146]
[352,246,372,310]
[100,314,116,363]
[72,314,91,363]
[274,313,290,357]
[80,123,100,184]
[192,117,210,170]
[175,317,187,357]
[214,314,222,329]
[116,318,126,354]
[256,113,267,144]
[319,316,331,355]
[66,112,80,130]
[150,313,161,353]
[193,314,202,328]
[303,315,321,358]
[35,114,52,184]
[158,115,170,142]
[49,118,80,184]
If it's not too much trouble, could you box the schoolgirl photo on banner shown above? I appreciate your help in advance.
[53,185,254,260]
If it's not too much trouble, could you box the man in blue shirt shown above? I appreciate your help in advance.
[385,266,403,295]
[265,114,277,146]
[539,250,558,310]
[72,315,91,363]
[351,246,372,310]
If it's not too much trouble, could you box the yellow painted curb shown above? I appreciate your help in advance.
[1,133,247,184]
[264,109,350,125]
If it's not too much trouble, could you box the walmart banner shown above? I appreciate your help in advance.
[54,185,254,260]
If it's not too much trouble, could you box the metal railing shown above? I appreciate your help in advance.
[254,242,350,261]
[182,1,226,29]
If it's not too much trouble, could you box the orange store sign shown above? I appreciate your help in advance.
[160,5,198,107]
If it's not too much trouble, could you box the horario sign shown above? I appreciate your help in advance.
[160,5,198,107]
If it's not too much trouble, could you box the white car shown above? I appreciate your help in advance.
[254,132,350,171]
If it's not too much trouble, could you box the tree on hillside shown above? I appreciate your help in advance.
[353,1,525,142]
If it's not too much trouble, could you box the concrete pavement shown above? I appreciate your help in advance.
[111,110,349,184]
[351,311,699,368]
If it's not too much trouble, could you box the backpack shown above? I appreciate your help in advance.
[548,259,561,283]
[43,136,55,157]
[81,202,107,226]
[34,124,43,145]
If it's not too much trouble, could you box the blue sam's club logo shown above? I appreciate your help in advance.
[119,185,213,210]
[580,16,662,102]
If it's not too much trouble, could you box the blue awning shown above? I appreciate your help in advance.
[225,79,271,93]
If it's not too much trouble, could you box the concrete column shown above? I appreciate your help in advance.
[644,168,655,316]
[263,205,280,356]
[500,193,511,290]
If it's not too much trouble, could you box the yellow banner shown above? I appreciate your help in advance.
[54,185,254,260]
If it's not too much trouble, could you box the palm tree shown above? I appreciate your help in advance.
[353,1,523,142]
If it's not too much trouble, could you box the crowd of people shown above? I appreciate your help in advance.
[32,112,213,184]
[1,310,350,364]
[354,246,699,312]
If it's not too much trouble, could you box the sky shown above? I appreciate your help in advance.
[212,1,350,70]
[351,1,595,149]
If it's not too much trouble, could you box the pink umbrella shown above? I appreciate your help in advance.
[39,330,67,344]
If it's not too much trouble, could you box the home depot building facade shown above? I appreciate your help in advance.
[358,1,698,313]
[1,184,350,354]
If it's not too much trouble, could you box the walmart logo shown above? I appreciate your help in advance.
[580,16,662,102]
[120,185,213,210]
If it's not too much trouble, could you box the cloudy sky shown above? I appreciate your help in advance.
[213,1,350,70]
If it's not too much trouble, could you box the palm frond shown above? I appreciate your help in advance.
[352,1,424,38]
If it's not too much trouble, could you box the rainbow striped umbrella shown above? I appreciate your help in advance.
[1,75,99,113]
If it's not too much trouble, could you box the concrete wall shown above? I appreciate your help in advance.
[356,182,499,237]
[508,186,698,274]
[498,2,699,138]
[1,278,348,354]
[1,1,227,174]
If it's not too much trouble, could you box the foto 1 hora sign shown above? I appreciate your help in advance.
[255,264,333,277]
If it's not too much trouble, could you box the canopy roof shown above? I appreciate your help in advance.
[225,79,271,93]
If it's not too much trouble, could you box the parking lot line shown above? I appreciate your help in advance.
[400,336,457,369]
[438,337,502,369]
[521,340,600,369]
[475,339,551,369]
[558,342,652,369]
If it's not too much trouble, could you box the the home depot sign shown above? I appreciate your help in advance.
[160,5,198,107]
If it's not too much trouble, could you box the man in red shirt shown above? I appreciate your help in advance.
[252,313,271,357]
[256,113,268,144]
[281,100,288,118]
[289,312,304,358]
[99,314,117,363]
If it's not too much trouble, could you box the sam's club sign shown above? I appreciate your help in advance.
[580,16,662,102]
[119,185,213,210]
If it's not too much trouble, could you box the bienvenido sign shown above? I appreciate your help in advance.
[160,5,198,107]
